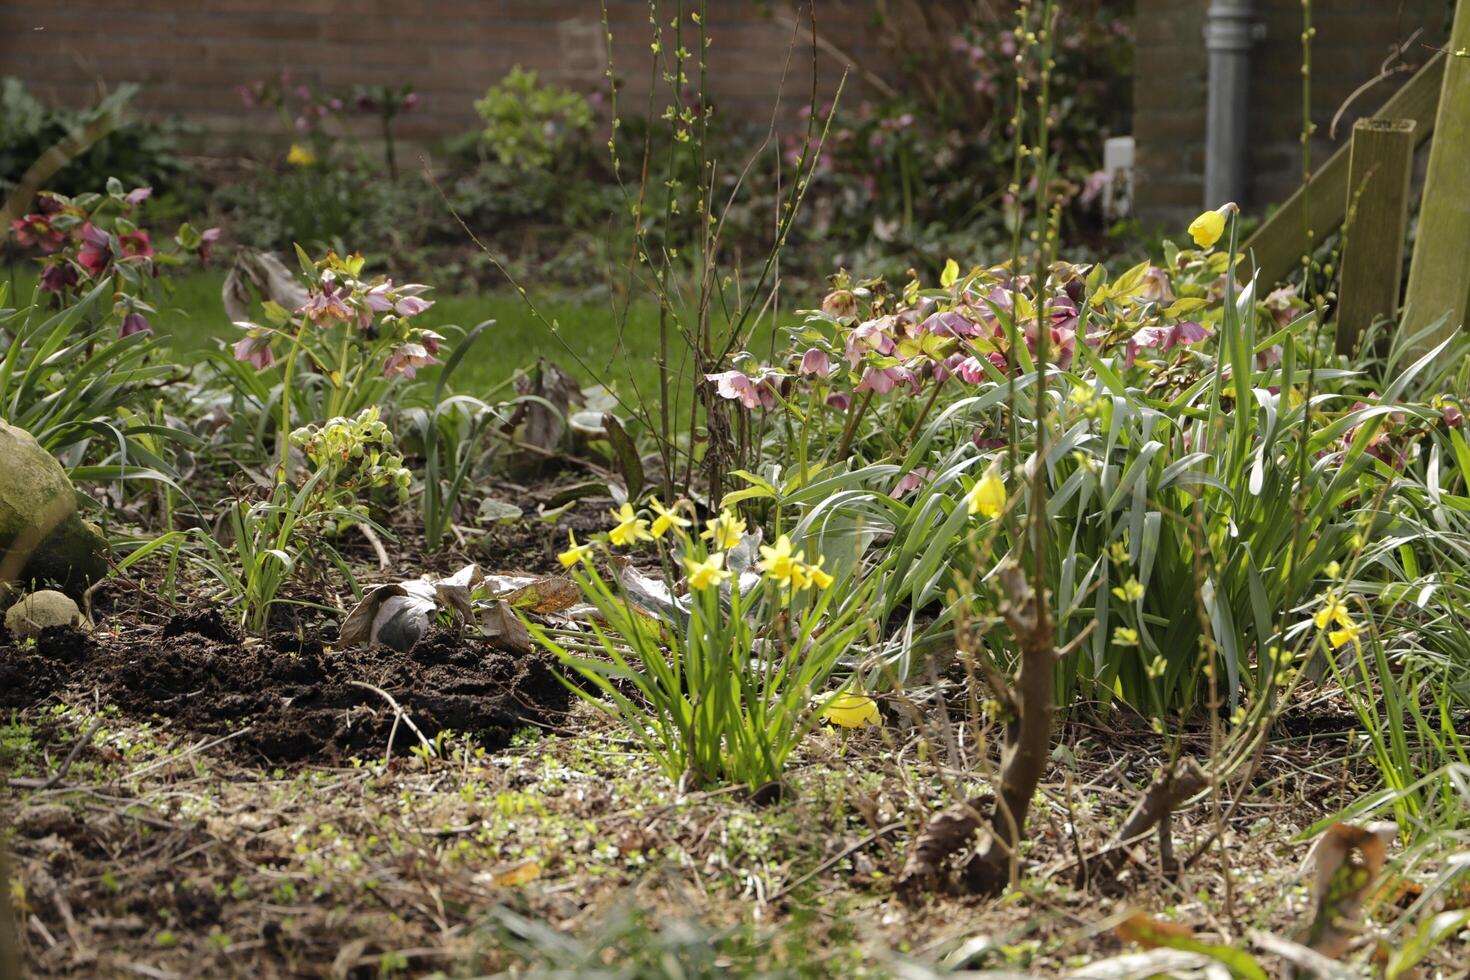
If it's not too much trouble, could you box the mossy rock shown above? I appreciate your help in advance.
[4,589,83,640]
[0,420,109,596]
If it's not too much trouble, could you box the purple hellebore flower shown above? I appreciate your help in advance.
[383,342,436,379]
[39,261,78,293]
[799,348,834,378]
[198,227,222,262]
[826,391,851,412]
[119,312,152,337]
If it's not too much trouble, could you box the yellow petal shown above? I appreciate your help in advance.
[822,693,881,729]
[1188,209,1227,249]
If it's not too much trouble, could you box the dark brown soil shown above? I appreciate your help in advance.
[1,611,572,765]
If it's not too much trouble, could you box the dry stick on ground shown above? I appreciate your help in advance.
[897,561,1056,897]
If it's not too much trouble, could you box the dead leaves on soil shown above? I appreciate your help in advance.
[339,564,587,654]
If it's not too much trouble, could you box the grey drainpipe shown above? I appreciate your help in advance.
[1203,0,1263,209]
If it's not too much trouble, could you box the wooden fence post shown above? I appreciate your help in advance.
[1402,1,1470,353]
[1336,118,1415,355]
[1239,51,1443,288]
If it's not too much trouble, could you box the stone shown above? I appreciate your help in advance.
[0,420,109,596]
[4,590,82,639]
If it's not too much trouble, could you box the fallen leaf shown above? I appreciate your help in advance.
[492,861,541,887]
[480,600,533,655]
[499,576,582,614]
[1116,913,1267,980]
[1304,822,1395,958]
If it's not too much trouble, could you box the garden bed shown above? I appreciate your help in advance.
[2,616,570,765]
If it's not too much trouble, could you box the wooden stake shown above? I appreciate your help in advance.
[1336,118,1416,355]
[1402,4,1470,353]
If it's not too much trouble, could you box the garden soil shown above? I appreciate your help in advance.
[0,610,571,764]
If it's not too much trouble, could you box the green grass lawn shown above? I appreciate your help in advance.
[4,266,775,406]
[152,270,696,401]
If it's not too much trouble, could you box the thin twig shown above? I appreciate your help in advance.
[347,680,435,762]
[770,821,904,903]
[40,716,104,791]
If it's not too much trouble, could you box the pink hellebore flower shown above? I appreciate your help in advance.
[303,281,353,325]
[394,295,433,318]
[419,330,444,356]
[118,228,154,261]
[826,391,852,412]
[1078,169,1111,208]
[198,227,222,262]
[855,365,909,395]
[119,312,152,337]
[1263,286,1299,329]
[919,311,981,338]
[232,333,275,370]
[383,342,436,379]
[124,186,153,206]
[1139,266,1175,304]
[845,318,896,367]
[799,348,834,378]
[1125,320,1211,367]
[363,282,395,313]
[890,467,936,498]
[77,224,112,276]
[10,214,66,253]
[706,370,775,410]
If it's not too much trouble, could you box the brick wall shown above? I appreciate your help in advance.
[0,1,895,147]
[1134,0,1449,227]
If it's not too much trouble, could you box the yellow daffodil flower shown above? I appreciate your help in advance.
[557,531,594,568]
[648,498,691,539]
[1111,577,1145,602]
[701,511,747,550]
[685,552,730,591]
[822,692,881,728]
[966,471,1006,519]
[759,534,804,586]
[804,556,834,590]
[1312,591,1353,632]
[1313,591,1362,649]
[287,143,317,167]
[1188,207,1227,248]
[1328,622,1362,650]
[608,503,653,547]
